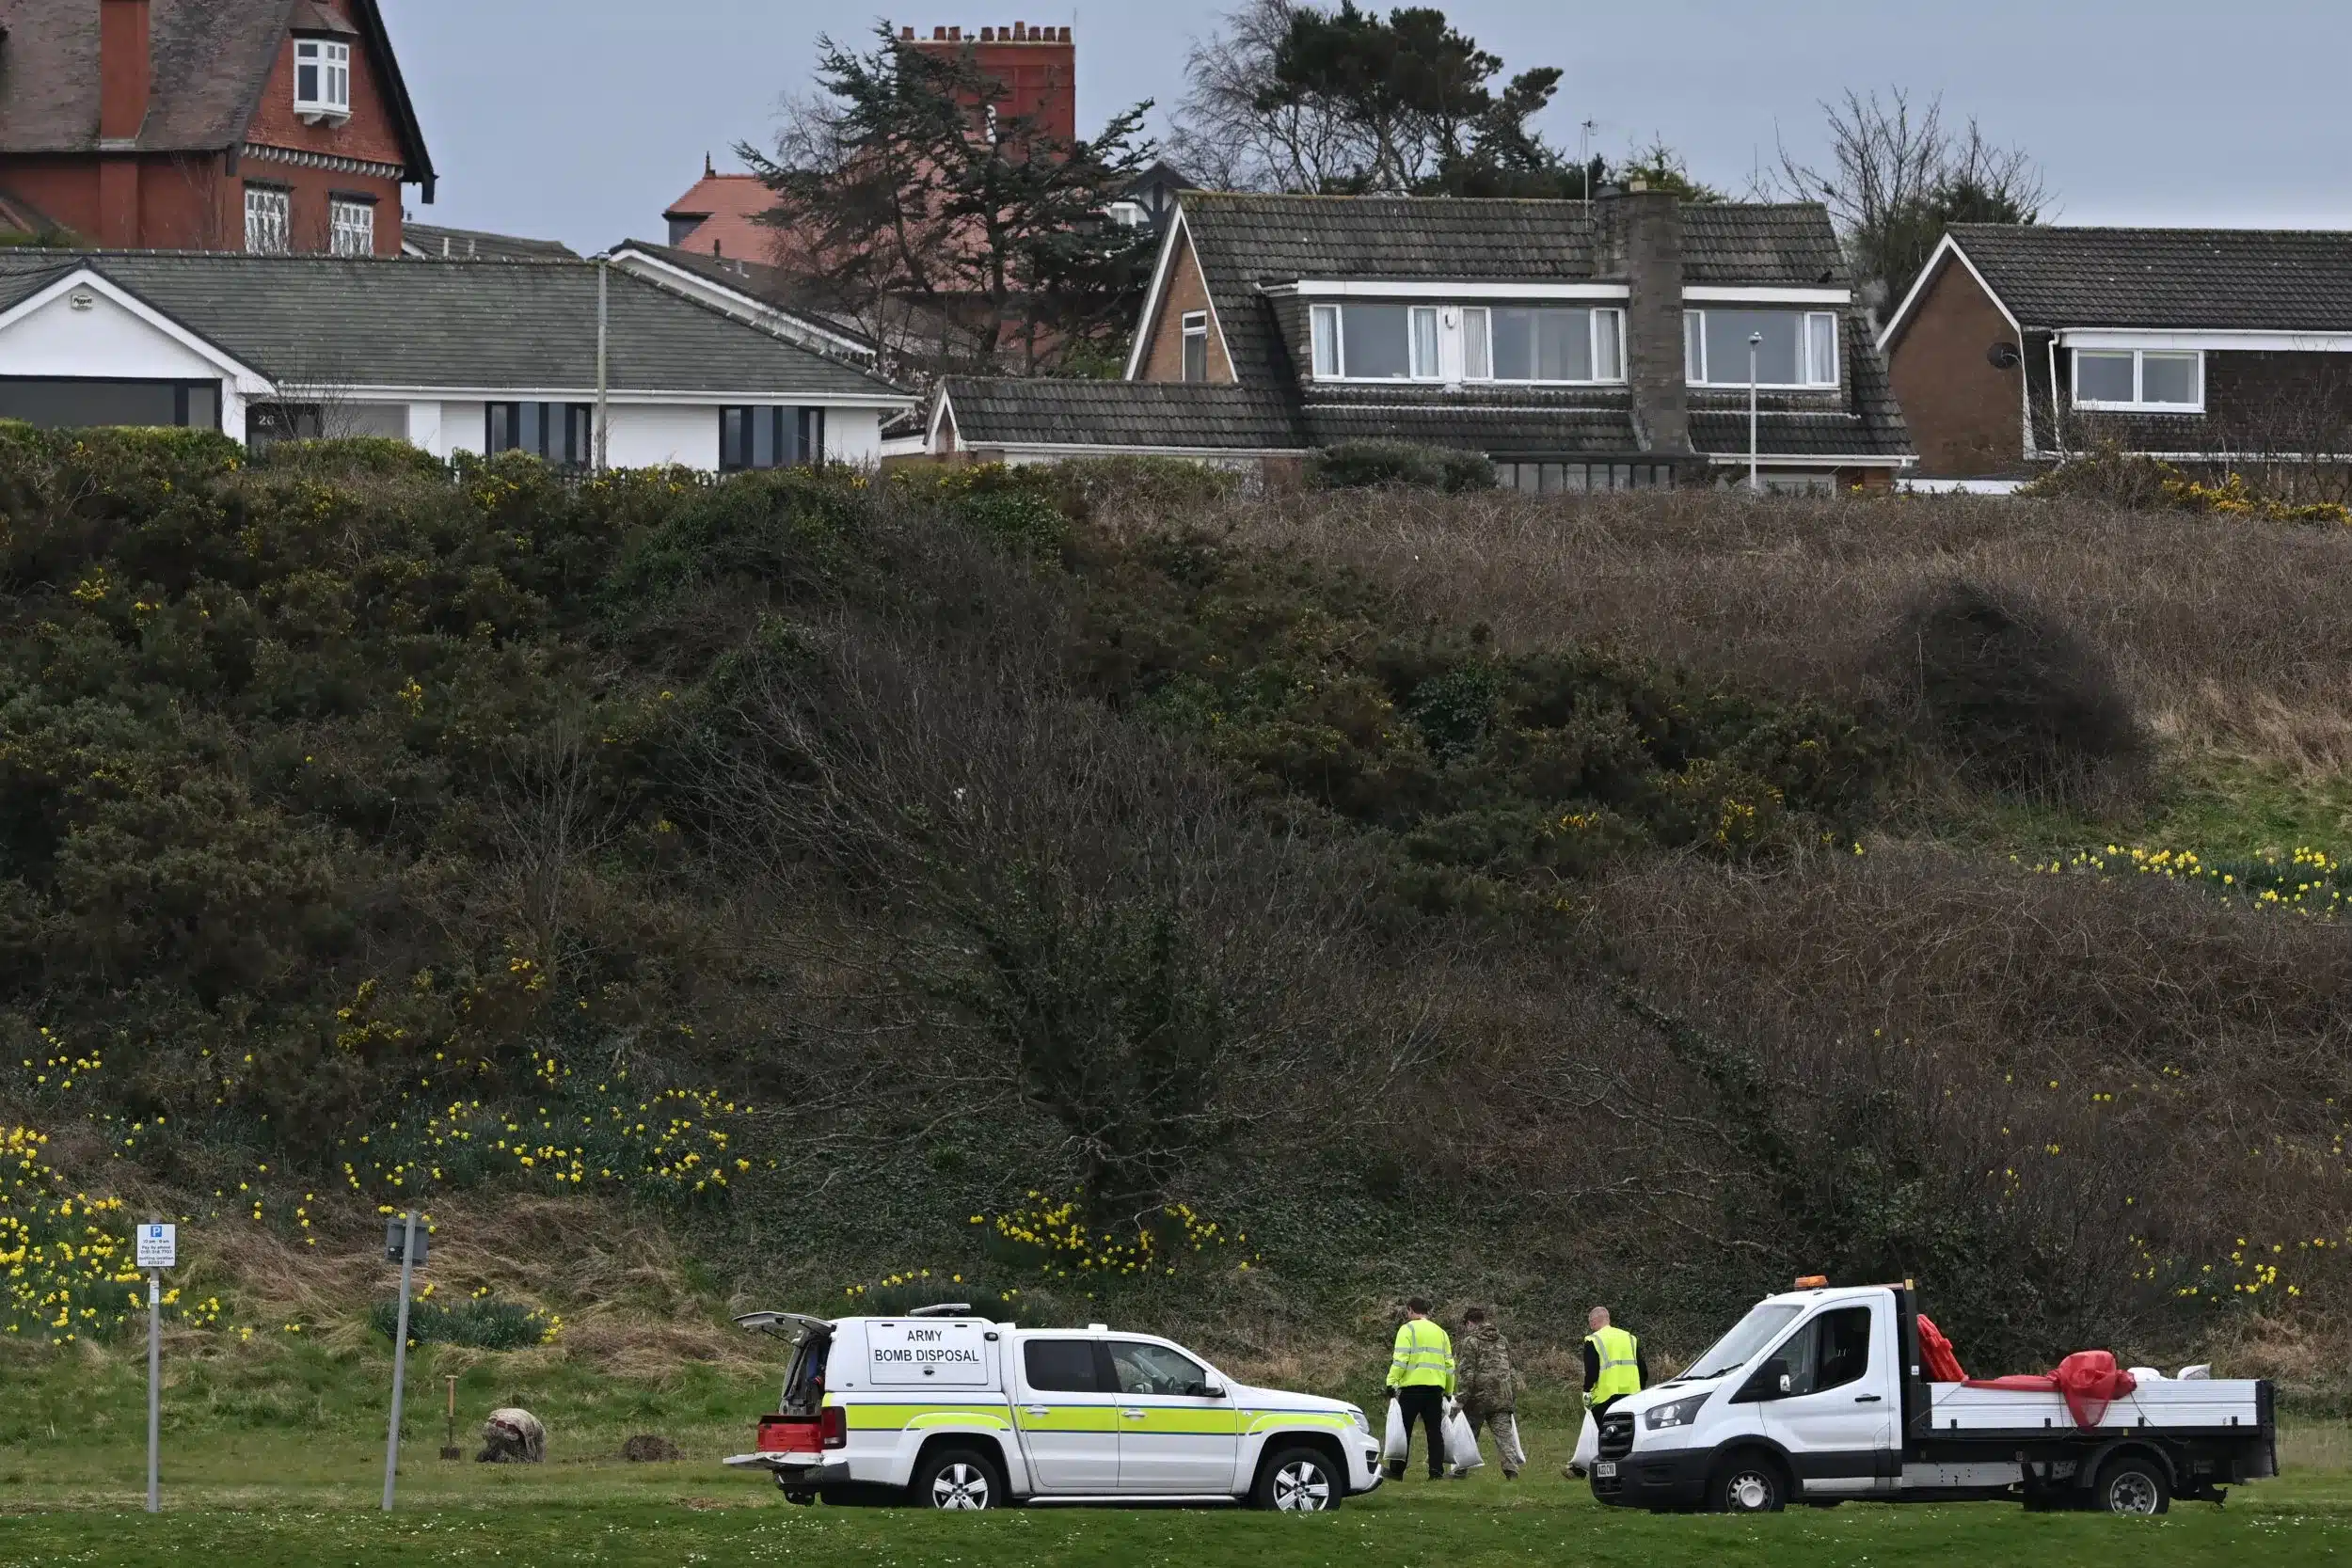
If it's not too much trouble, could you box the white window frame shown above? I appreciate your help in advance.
[1684,309,1841,388]
[245,185,291,254]
[1308,301,1436,382]
[1408,306,1440,381]
[294,39,353,119]
[1180,310,1208,382]
[1462,305,1627,387]
[2071,346,2205,413]
[1311,303,1340,378]
[329,198,374,257]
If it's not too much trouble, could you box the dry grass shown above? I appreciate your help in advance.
[1160,490,2352,777]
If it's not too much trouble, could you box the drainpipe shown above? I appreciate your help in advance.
[595,258,611,473]
[2045,334,2067,460]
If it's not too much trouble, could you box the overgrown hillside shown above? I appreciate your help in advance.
[2,429,2347,1388]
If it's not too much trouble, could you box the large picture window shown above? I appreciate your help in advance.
[1465,307,1624,384]
[1684,309,1839,388]
[720,406,824,471]
[487,402,596,467]
[0,378,219,431]
[2072,347,2202,412]
[1311,303,1440,381]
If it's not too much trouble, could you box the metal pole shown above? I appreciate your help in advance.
[1747,332,1762,495]
[595,259,611,474]
[383,1211,417,1512]
[146,1269,160,1513]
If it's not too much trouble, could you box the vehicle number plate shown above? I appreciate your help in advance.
[1595,1461,1617,1478]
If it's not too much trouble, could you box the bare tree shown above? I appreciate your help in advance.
[1768,89,2047,319]
[1169,0,1365,193]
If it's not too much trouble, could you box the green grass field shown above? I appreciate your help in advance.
[7,1346,2352,1566]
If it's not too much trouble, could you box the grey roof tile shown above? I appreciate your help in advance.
[403,224,577,262]
[941,377,1305,450]
[1951,225,2352,331]
[0,250,913,400]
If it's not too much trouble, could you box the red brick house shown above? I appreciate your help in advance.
[661,21,1078,265]
[0,0,434,255]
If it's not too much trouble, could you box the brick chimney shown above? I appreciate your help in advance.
[1601,182,1692,457]
[98,0,151,142]
[907,21,1077,143]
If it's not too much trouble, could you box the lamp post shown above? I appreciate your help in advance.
[382,1212,426,1512]
[1747,331,1763,495]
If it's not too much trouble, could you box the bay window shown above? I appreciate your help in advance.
[1684,309,1839,388]
[2073,348,2202,411]
[294,38,352,119]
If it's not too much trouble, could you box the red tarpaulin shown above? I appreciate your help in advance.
[1916,1315,1967,1383]
[1964,1350,2137,1429]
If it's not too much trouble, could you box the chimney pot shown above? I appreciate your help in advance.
[902,24,914,38]
[1059,24,1071,40]
[932,25,946,40]
[980,25,993,39]
[1012,20,1025,38]
[949,25,961,40]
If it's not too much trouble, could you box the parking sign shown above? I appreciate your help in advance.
[136,1223,176,1270]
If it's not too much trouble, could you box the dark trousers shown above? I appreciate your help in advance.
[1393,1385,1447,1478]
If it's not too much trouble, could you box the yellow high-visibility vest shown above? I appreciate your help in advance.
[1388,1317,1454,1393]
[1586,1324,1641,1406]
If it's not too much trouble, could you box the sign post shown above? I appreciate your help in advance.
[381,1212,426,1512]
[135,1222,176,1513]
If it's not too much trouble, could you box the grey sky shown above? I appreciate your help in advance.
[391,0,2352,252]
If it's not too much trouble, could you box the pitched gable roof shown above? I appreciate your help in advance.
[0,250,914,401]
[1944,225,2352,332]
[0,0,433,189]
[403,223,578,262]
[660,171,782,262]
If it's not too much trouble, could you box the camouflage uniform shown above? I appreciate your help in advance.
[1452,1318,1525,1477]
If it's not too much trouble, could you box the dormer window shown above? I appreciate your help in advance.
[294,39,352,122]
[1309,303,1441,381]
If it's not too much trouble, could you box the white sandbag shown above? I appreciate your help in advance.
[1444,1401,1485,1472]
[1568,1410,1599,1474]
[1382,1396,1407,1463]
[2178,1364,2212,1381]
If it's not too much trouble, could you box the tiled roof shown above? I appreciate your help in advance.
[403,224,577,262]
[0,0,431,183]
[660,172,783,264]
[610,240,875,351]
[1949,225,2352,331]
[940,377,1306,451]
[0,250,914,401]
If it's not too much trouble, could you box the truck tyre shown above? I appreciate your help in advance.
[2096,1456,2170,1516]
[912,1446,1006,1511]
[1255,1445,1344,1513]
[1708,1451,1788,1513]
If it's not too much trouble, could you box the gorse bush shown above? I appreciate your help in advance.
[1307,440,1498,493]
[1878,578,2146,802]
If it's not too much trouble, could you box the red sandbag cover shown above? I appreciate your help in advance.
[1964,1349,2137,1429]
[1915,1315,1966,1383]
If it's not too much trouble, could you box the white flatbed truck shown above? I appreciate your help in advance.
[1591,1281,2276,1514]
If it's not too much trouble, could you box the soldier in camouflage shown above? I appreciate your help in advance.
[1451,1306,1525,1479]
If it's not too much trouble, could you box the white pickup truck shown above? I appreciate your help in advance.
[1591,1282,2276,1515]
[723,1306,1384,1511]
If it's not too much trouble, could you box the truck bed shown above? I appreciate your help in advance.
[1924,1378,2264,1435]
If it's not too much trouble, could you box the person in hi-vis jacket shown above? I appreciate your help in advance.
[1385,1296,1455,1481]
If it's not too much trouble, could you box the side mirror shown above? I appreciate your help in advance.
[1190,1381,1225,1400]
[1735,1358,1791,1403]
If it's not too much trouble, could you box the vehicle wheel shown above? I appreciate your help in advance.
[2096,1456,2169,1516]
[1255,1446,1344,1513]
[912,1446,1005,1511]
[1708,1452,1788,1513]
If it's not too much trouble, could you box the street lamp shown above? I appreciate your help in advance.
[1747,331,1764,495]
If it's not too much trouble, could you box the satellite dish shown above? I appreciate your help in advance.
[1987,341,2023,370]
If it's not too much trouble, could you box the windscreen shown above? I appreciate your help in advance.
[1684,1304,1803,1381]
